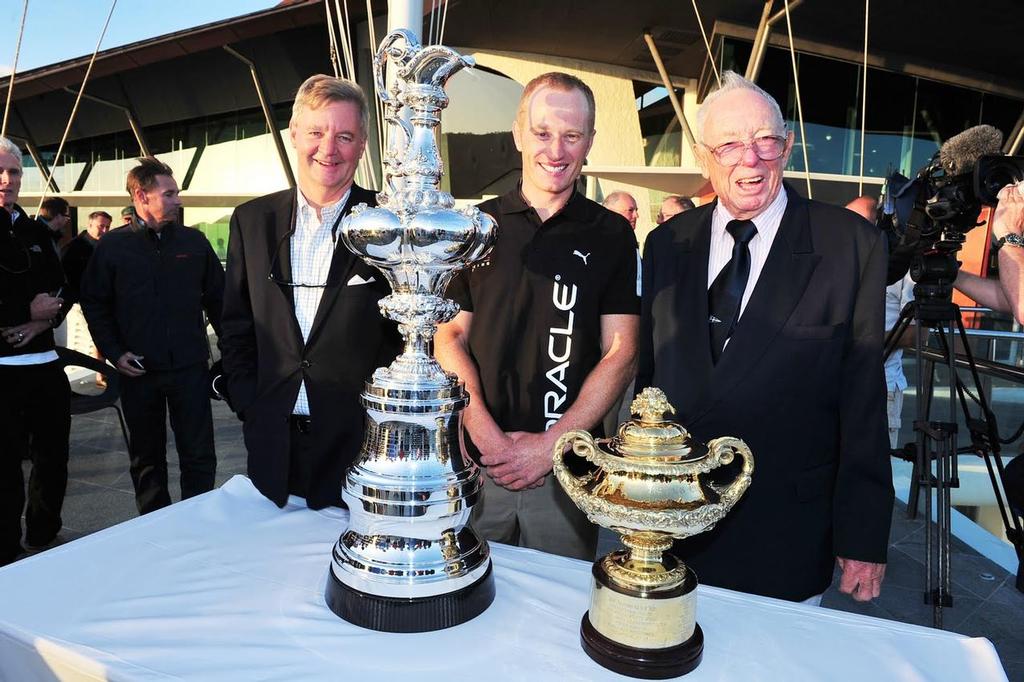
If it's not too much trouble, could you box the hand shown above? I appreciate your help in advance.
[116,352,146,377]
[30,293,63,321]
[836,557,886,602]
[1,320,51,348]
[991,183,1024,240]
[483,430,555,491]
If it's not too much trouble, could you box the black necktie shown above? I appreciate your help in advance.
[708,219,758,363]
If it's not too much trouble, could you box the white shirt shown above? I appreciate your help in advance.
[707,188,789,319]
[290,188,350,416]
[884,273,915,392]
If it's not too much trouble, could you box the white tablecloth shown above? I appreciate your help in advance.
[0,475,1007,681]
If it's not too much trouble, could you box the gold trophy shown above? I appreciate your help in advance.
[552,388,753,679]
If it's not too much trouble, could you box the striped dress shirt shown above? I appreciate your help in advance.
[290,188,350,416]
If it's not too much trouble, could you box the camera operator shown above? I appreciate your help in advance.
[954,182,1024,324]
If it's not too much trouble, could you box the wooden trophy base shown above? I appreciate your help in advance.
[581,613,704,679]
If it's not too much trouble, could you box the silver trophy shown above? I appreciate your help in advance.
[324,29,497,632]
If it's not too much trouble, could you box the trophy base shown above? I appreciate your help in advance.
[581,613,703,679]
[325,561,495,633]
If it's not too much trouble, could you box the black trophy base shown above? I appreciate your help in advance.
[581,613,704,679]
[325,562,495,633]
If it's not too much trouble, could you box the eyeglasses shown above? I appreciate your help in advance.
[704,135,788,166]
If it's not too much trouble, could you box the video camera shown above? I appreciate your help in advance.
[881,124,1024,293]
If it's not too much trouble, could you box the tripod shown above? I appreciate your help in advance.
[885,239,1024,628]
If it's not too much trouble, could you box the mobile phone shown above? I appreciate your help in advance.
[128,357,145,371]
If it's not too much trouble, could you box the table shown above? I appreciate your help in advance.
[0,476,1007,681]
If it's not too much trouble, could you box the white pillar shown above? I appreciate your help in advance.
[387,0,423,41]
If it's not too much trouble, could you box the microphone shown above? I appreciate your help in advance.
[939,124,1003,176]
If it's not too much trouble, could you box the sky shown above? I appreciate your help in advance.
[0,0,276,74]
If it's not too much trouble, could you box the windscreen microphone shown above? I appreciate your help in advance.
[939,124,1003,176]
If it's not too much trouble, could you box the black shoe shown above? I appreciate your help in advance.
[24,531,59,551]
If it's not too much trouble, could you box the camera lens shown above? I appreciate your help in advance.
[975,155,1024,205]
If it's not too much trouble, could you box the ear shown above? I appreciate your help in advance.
[694,145,711,180]
[583,130,596,159]
[289,122,299,148]
[782,130,796,165]
[511,118,524,152]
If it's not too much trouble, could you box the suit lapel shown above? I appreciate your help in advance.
[702,186,820,413]
[305,185,370,345]
[672,206,715,419]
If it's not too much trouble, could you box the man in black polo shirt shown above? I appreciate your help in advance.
[81,158,224,514]
[437,72,639,560]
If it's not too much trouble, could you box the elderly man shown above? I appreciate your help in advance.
[220,75,400,510]
[0,137,69,565]
[603,191,638,230]
[657,195,695,224]
[82,158,224,515]
[436,72,639,560]
[638,71,892,603]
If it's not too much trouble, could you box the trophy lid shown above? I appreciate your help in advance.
[613,388,703,461]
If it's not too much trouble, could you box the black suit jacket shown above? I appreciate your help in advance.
[220,185,400,508]
[637,185,893,601]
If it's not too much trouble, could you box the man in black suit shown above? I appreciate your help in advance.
[638,71,892,603]
[220,74,400,510]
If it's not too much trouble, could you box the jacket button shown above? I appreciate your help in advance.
[301,360,311,369]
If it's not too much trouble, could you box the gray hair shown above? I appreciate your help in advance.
[602,190,635,207]
[0,136,23,166]
[695,71,786,143]
[290,74,369,138]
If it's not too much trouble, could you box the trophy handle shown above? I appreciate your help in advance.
[705,436,754,507]
[552,430,608,493]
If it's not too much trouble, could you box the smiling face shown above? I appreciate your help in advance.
[0,151,22,212]
[513,85,594,207]
[696,88,793,220]
[290,100,366,206]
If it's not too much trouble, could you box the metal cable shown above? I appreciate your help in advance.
[690,0,720,86]
[439,0,451,46]
[858,0,869,194]
[37,0,117,213]
[324,0,342,77]
[366,0,384,180]
[782,0,812,198]
[1,0,29,139]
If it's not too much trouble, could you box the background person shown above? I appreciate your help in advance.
[220,75,400,510]
[657,195,695,224]
[37,196,72,251]
[436,72,639,561]
[602,190,638,230]
[81,158,224,514]
[638,72,892,603]
[0,136,70,566]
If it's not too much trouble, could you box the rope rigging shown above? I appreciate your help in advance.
[36,0,117,213]
[1,0,29,139]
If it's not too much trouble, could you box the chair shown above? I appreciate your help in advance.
[55,346,130,452]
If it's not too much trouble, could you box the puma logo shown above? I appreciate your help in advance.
[709,315,723,324]
[572,250,590,265]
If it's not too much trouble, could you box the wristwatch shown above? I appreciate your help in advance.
[997,233,1024,249]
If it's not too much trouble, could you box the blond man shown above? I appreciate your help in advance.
[220,75,400,509]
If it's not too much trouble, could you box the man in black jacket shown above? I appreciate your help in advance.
[81,158,224,514]
[0,137,69,565]
[61,210,111,304]
[221,75,399,509]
